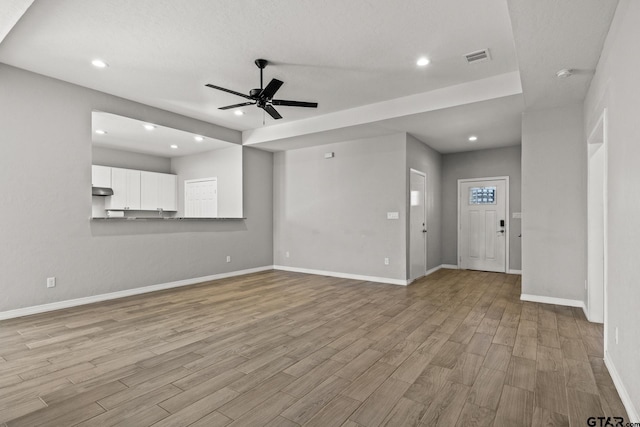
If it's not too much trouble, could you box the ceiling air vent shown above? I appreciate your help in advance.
[465,49,491,64]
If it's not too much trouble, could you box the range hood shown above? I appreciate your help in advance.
[92,186,114,196]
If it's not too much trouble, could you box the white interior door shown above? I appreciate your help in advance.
[459,178,507,272]
[185,178,218,217]
[410,169,427,281]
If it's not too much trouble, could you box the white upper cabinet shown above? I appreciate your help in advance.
[158,173,177,211]
[140,171,177,211]
[94,165,177,211]
[140,171,159,211]
[106,167,141,210]
[91,165,111,188]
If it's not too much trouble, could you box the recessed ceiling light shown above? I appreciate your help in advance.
[416,57,430,66]
[143,124,156,131]
[194,136,204,142]
[468,135,478,142]
[91,59,108,68]
[170,145,178,149]
[95,129,107,135]
[234,111,244,116]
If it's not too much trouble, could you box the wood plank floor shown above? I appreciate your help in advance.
[0,269,628,426]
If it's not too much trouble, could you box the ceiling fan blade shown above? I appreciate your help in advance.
[205,84,251,100]
[263,105,282,120]
[272,99,318,108]
[219,102,255,110]
[260,79,283,100]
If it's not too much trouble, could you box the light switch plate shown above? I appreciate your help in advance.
[387,212,399,220]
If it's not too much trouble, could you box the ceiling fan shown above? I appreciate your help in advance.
[205,59,318,120]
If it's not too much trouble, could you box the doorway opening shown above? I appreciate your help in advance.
[409,169,427,282]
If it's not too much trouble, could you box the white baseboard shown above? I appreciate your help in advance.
[508,269,522,275]
[604,352,640,422]
[520,293,585,308]
[425,265,443,276]
[0,266,274,321]
[273,265,408,286]
[441,264,459,270]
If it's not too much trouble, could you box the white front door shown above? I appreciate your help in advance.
[410,169,427,281]
[459,178,507,273]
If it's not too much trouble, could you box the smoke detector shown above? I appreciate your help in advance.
[465,49,491,64]
[556,69,574,78]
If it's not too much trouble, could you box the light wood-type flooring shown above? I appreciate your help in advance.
[0,269,628,426]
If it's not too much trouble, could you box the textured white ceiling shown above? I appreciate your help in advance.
[0,0,620,152]
[376,94,524,154]
[0,0,518,132]
[92,112,235,158]
[507,0,618,110]
[0,0,33,43]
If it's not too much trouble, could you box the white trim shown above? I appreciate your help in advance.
[586,108,608,333]
[0,266,274,321]
[425,265,442,276]
[409,168,428,281]
[520,293,585,308]
[273,265,408,286]
[457,176,510,272]
[441,264,459,270]
[508,269,522,275]
[604,353,640,422]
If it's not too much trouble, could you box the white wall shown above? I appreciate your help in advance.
[521,104,586,301]
[171,146,243,218]
[0,64,273,313]
[92,146,171,174]
[273,133,408,281]
[584,0,640,418]
[406,134,442,270]
[441,145,522,270]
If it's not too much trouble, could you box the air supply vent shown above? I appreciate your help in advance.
[465,49,491,64]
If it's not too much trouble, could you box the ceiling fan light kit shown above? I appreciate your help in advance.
[205,59,318,120]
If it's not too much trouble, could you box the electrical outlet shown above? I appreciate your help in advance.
[226,256,231,263]
[615,327,619,344]
[384,257,389,265]
[47,277,56,288]
[285,251,290,258]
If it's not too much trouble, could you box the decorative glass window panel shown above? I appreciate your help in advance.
[469,186,496,205]
[410,191,420,206]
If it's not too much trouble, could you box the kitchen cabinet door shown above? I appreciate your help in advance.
[106,168,141,210]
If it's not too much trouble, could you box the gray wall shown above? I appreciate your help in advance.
[273,133,407,280]
[0,64,273,312]
[171,146,243,218]
[441,145,522,270]
[584,0,640,416]
[406,134,442,270]
[92,146,171,173]
[521,105,586,301]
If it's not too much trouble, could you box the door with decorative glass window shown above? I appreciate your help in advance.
[458,177,508,272]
